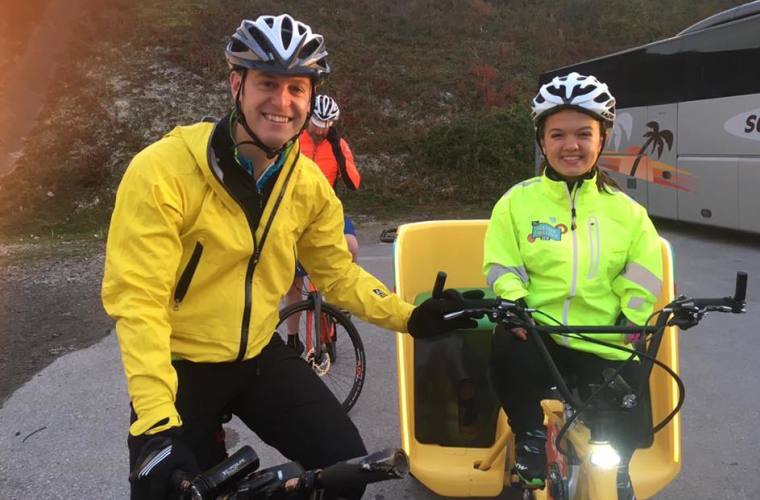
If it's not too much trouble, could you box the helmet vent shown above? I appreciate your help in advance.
[594,92,611,103]
[567,85,588,101]
[281,17,294,47]
[299,39,320,60]
[545,86,565,100]
[230,38,248,53]
[246,26,271,55]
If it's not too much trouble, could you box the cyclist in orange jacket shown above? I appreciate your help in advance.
[298,94,361,259]
[285,95,361,352]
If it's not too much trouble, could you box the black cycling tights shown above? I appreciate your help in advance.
[128,334,367,499]
[491,325,651,451]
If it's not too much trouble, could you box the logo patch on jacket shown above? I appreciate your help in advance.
[527,220,567,242]
[372,288,388,298]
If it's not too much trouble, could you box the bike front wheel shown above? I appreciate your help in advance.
[277,301,366,412]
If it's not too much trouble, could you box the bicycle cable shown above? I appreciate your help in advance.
[525,307,685,456]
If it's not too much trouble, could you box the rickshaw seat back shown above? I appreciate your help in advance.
[394,220,680,498]
[395,220,507,496]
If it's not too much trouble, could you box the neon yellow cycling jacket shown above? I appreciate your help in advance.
[102,122,413,436]
[483,171,663,360]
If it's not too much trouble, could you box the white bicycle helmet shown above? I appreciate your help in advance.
[311,95,340,128]
[225,13,330,80]
[531,72,616,127]
[225,14,330,158]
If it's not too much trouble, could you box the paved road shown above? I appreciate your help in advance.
[1,221,758,499]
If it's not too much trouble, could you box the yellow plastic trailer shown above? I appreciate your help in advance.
[394,220,681,498]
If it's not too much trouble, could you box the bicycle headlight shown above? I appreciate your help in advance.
[589,442,621,469]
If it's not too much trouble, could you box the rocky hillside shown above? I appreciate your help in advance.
[0,0,745,237]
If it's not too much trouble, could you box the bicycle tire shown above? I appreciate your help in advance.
[278,300,366,412]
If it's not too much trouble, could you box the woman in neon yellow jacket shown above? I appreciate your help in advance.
[483,72,663,487]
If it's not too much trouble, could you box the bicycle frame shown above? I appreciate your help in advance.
[301,277,335,372]
[541,399,616,500]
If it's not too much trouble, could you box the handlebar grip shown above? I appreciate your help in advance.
[432,271,447,299]
[189,446,260,498]
[734,271,748,303]
[317,448,409,491]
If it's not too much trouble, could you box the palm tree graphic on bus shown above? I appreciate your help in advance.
[629,121,674,177]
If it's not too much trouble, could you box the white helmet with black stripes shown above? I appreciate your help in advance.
[311,95,340,128]
[531,72,616,127]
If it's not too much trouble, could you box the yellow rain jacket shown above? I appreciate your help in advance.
[102,122,413,436]
[483,170,662,360]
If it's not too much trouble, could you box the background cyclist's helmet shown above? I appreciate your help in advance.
[225,13,330,81]
[531,72,616,128]
[311,94,340,128]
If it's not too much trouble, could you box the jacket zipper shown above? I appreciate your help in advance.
[206,121,302,362]
[236,177,268,362]
[173,241,204,309]
[234,154,300,362]
[561,185,579,344]
[587,216,600,280]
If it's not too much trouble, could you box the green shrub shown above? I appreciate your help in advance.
[410,104,536,204]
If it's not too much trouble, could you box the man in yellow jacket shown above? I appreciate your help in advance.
[102,14,473,500]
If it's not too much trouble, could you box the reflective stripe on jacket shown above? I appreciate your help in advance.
[483,171,663,360]
[299,129,360,190]
[102,122,412,436]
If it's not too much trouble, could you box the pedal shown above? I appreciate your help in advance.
[509,469,545,491]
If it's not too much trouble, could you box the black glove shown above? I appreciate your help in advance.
[407,289,484,339]
[129,429,199,500]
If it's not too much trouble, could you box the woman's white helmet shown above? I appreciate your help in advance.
[531,72,616,127]
[225,13,330,80]
[311,95,340,128]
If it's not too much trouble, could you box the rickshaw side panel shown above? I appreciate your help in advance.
[629,238,682,499]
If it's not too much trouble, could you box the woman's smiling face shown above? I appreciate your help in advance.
[540,109,604,180]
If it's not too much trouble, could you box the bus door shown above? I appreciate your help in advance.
[738,157,760,233]
[675,94,756,230]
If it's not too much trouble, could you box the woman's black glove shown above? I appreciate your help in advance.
[129,429,199,500]
[407,289,484,339]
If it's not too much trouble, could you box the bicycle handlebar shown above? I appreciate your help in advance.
[174,447,408,499]
[430,270,746,454]
[442,271,747,329]
[317,448,409,490]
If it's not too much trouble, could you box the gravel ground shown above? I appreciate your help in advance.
[0,237,112,405]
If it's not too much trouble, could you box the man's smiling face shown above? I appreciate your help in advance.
[230,69,312,149]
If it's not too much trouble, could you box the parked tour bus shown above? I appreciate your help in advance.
[538,1,760,233]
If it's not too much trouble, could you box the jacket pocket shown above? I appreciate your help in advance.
[173,241,204,309]
[587,217,601,280]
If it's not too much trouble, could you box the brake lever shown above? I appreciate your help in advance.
[667,306,703,330]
